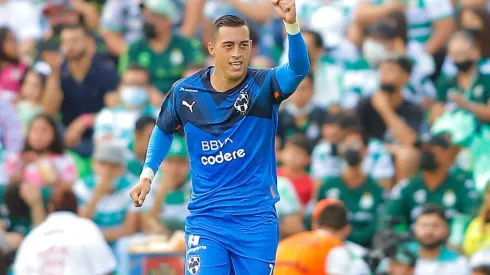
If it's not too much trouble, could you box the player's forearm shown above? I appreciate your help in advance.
[276,23,310,94]
[141,126,174,178]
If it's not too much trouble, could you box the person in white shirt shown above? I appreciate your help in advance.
[13,187,116,275]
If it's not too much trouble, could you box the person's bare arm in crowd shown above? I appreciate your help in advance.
[42,66,63,116]
[424,18,454,55]
[103,211,139,242]
[228,0,273,23]
[462,100,490,122]
[101,31,127,57]
[72,0,100,30]
[19,183,46,227]
[280,213,305,238]
[354,2,405,25]
[78,175,113,220]
[180,0,206,37]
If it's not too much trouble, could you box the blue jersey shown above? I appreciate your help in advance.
[143,30,309,219]
[157,67,297,215]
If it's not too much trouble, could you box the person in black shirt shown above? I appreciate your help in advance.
[277,74,327,147]
[357,54,424,183]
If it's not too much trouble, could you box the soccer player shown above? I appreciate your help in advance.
[129,0,310,274]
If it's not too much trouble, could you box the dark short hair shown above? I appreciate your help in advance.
[286,133,314,155]
[135,116,156,132]
[213,15,249,40]
[302,29,324,48]
[61,23,88,35]
[343,126,369,146]
[50,186,77,213]
[317,203,349,230]
[380,53,413,74]
[419,204,449,225]
[126,63,149,75]
[450,31,479,48]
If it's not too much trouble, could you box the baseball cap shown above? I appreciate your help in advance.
[42,0,73,14]
[93,143,126,165]
[141,0,179,23]
[167,135,188,158]
[471,248,490,271]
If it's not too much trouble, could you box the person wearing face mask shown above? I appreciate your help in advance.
[441,8,490,77]
[431,32,490,125]
[93,64,158,148]
[385,134,480,239]
[317,127,384,248]
[119,0,205,97]
[277,74,327,146]
[404,204,471,275]
[357,54,424,182]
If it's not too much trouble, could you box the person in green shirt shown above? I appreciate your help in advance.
[119,0,205,95]
[126,116,155,178]
[317,127,384,247]
[431,32,490,125]
[385,134,480,233]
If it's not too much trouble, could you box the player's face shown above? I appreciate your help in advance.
[208,26,252,81]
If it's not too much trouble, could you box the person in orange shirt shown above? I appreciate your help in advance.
[275,199,371,275]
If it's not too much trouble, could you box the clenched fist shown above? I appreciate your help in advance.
[129,178,152,207]
[271,0,297,24]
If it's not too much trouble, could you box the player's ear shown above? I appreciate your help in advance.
[208,41,215,57]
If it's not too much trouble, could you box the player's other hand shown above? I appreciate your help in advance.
[129,178,152,207]
[271,0,297,24]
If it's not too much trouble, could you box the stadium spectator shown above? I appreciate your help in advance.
[16,69,48,135]
[0,0,42,65]
[0,98,23,186]
[13,186,117,275]
[407,204,471,274]
[6,114,77,188]
[442,7,490,76]
[431,32,490,124]
[277,74,326,145]
[94,64,157,147]
[275,199,370,275]
[312,114,395,190]
[386,134,480,235]
[0,27,27,101]
[74,143,139,248]
[277,134,314,207]
[357,54,424,181]
[387,245,417,275]
[119,0,205,94]
[317,127,384,247]
[126,115,155,178]
[463,183,490,256]
[42,23,119,172]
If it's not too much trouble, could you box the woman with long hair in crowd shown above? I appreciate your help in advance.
[0,27,27,101]
[463,183,490,256]
[6,114,78,188]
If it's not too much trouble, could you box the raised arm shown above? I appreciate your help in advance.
[271,0,310,98]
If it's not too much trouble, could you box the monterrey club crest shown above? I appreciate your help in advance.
[234,90,249,115]
[187,255,200,274]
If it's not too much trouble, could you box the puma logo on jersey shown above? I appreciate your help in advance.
[182,100,196,113]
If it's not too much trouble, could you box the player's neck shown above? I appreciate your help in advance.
[210,69,246,93]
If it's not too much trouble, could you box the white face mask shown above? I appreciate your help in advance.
[120,86,148,108]
[362,39,388,67]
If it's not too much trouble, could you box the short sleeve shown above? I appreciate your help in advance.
[371,153,395,180]
[83,220,117,274]
[276,177,301,217]
[101,0,125,32]
[425,0,453,21]
[270,69,293,104]
[385,179,411,223]
[156,86,182,134]
[325,247,351,275]
[435,77,450,102]
[93,108,114,140]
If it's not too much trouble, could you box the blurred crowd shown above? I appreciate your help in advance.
[1,0,490,274]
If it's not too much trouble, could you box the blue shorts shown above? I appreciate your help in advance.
[184,206,279,275]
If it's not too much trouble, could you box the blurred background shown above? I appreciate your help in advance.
[1,0,490,274]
